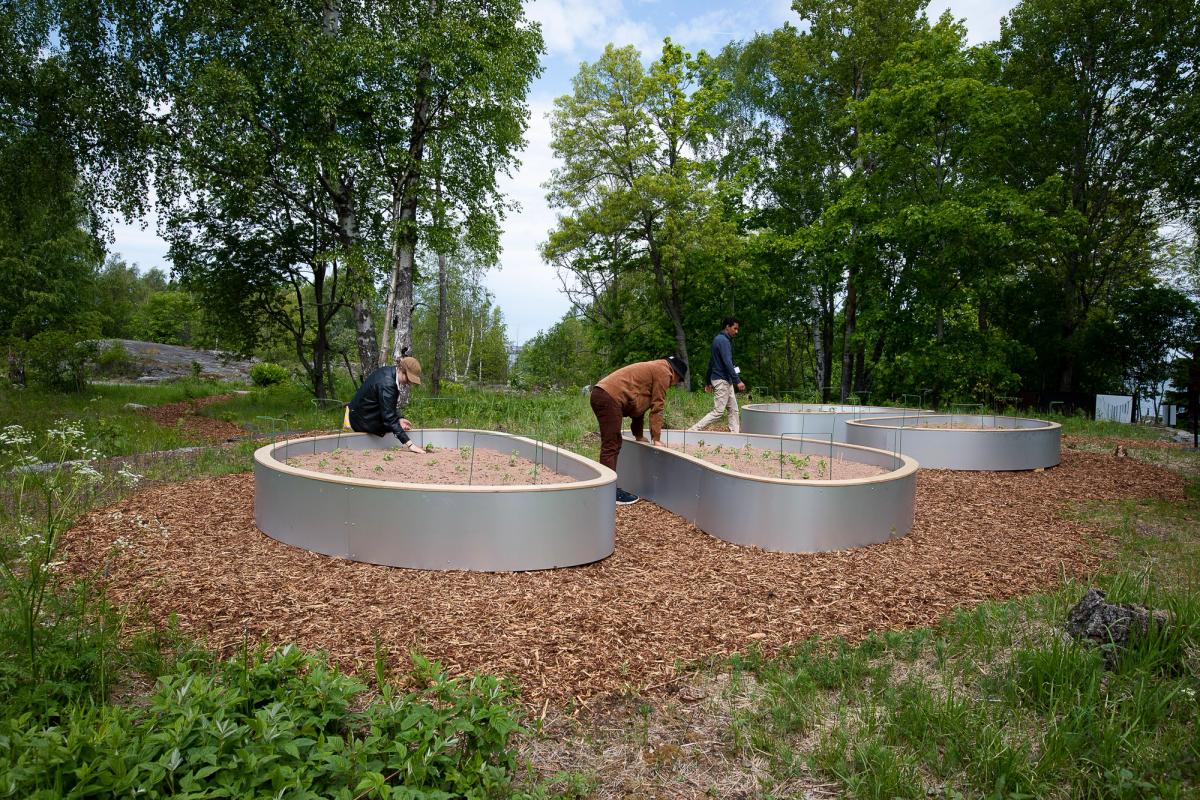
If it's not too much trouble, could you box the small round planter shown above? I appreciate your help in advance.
[254,429,616,571]
[740,403,925,443]
[616,430,917,553]
[844,414,1061,471]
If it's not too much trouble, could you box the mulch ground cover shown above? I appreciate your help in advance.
[61,450,1185,707]
[138,394,248,443]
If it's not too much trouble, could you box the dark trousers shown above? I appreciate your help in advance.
[590,386,624,471]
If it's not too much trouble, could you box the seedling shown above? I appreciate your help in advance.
[373,464,384,474]
[382,453,393,462]
[318,458,329,468]
[424,443,434,453]
[509,449,519,467]
[459,445,471,460]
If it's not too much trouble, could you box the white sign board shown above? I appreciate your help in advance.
[1096,394,1133,423]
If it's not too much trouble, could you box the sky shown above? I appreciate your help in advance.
[108,0,1019,345]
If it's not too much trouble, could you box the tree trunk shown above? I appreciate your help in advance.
[840,266,857,402]
[382,49,433,392]
[322,0,377,381]
[646,226,690,388]
[432,251,449,396]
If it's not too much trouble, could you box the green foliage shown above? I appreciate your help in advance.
[544,40,746,386]
[132,290,211,348]
[249,362,291,388]
[0,422,142,719]
[22,332,98,392]
[0,646,530,798]
[512,314,603,389]
[94,341,138,378]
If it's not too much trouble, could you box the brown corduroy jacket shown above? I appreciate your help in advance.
[596,359,676,441]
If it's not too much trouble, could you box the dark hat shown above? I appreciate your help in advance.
[664,355,688,378]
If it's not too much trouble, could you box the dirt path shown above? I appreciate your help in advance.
[139,394,248,443]
[62,450,1184,708]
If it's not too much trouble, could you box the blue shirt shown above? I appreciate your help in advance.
[705,331,738,385]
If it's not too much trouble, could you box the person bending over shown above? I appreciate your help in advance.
[590,355,687,505]
[347,356,426,455]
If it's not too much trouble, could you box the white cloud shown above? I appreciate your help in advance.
[928,0,1018,44]
[489,97,572,343]
[526,0,627,60]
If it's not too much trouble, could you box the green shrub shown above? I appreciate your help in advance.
[249,362,290,387]
[94,341,137,378]
[0,646,529,798]
[23,332,98,391]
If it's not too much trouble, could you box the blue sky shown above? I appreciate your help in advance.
[109,0,1018,344]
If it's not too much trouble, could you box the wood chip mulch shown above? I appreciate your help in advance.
[61,451,1185,707]
[139,394,248,443]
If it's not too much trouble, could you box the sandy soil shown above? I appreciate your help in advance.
[909,422,1023,430]
[667,441,887,480]
[60,449,1186,708]
[286,445,576,486]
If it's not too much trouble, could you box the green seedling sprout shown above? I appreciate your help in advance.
[424,443,434,453]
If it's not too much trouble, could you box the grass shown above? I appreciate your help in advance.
[0,379,240,457]
[728,467,1200,799]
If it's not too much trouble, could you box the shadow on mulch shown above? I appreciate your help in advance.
[61,450,1185,707]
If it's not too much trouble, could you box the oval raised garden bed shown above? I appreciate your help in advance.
[740,402,926,442]
[615,430,917,553]
[844,414,1061,471]
[254,429,616,571]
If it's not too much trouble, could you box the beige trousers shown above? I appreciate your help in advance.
[690,379,740,432]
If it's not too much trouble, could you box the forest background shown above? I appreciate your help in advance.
[3,0,1199,414]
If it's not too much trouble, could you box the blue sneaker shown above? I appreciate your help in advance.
[615,488,640,506]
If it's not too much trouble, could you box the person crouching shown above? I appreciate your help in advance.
[346,356,427,455]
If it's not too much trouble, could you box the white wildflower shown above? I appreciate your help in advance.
[73,463,103,484]
[118,465,143,486]
[0,425,33,448]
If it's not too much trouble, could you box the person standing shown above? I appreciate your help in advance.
[690,317,745,433]
[590,355,688,505]
[346,356,427,455]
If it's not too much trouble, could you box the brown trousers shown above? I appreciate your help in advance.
[590,385,629,471]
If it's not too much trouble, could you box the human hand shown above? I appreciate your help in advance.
[399,417,413,431]
[704,384,713,393]
[406,441,424,454]
[736,382,746,392]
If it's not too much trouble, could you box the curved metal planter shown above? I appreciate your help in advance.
[254,429,616,571]
[616,430,917,553]
[741,403,925,443]
[844,414,1061,471]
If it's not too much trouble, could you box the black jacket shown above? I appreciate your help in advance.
[347,366,411,443]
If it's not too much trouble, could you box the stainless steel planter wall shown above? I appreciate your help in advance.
[616,430,917,553]
[844,415,1061,471]
[741,403,925,442]
[254,429,616,571]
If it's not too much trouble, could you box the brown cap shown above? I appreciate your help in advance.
[398,356,422,385]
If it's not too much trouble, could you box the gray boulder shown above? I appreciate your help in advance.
[1066,588,1171,666]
